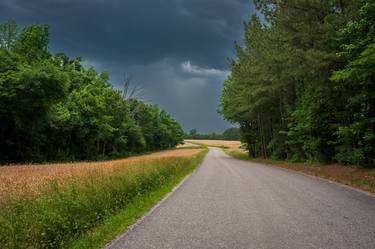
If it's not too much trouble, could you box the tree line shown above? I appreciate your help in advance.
[185,127,240,140]
[0,21,184,163]
[220,0,374,167]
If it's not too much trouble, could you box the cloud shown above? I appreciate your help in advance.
[0,0,255,132]
[180,61,229,77]
[123,58,230,132]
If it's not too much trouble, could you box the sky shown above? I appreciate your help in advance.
[0,0,255,133]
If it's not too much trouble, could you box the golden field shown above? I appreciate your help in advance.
[185,139,243,150]
[0,148,204,199]
[176,141,200,148]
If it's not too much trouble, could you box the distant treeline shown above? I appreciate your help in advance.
[0,21,184,163]
[185,127,240,140]
[220,0,375,167]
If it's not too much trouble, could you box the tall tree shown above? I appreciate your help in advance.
[13,24,50,62]
[331,1,375,166]
[220,0,374,166]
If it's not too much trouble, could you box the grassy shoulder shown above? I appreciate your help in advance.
[225,150,375,193]
[0,149,207,249]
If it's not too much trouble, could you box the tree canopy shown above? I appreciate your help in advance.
[220,0,374,167]
[185,127,240,140]
[0,21,184,163]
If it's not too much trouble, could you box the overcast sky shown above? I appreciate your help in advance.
[0,0,255,133]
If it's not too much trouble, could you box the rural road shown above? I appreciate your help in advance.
[106,148,375,249]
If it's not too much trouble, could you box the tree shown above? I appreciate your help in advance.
[0,60,68,161]
[223,128,240,140]
[220,0,374,166]
[330,1,375,166]
[121,76,144,100]
[13,24,50,62]
[189,129,198,138]
[0,20,184,163]
[0,20,18,50]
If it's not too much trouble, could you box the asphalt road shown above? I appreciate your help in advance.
[106,148,375,249]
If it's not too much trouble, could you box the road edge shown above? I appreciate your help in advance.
[102,150,208,249]
[223,150,375,198]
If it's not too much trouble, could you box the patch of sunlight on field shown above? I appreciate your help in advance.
[176,142,200,148]
[185,139,244,150]
[0,148,204,198]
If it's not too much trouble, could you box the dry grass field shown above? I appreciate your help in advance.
[0,148,204,199]
[0,148,207,249]
[185,139,243,150]
[176,141,200,148]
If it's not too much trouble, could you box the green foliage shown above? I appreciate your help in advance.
[287,87,336,163]
[184,127,240,140]
[220,0,375,167]
[188,128,198,138]
[0,21,184,163]
[129,100,183,151]
[13,24,50,62]
[330,1,375,166]
[222,127,241,140]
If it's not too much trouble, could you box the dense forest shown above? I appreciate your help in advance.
[186,127,240,140]
[220,0,375,167]
[0,21,184,163]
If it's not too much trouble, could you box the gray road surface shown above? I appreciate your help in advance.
[106,148,375,249]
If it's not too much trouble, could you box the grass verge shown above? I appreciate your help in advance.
[225,149,375,193]
[0,150,207,249]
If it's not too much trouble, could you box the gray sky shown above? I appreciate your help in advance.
[0,0,255,133]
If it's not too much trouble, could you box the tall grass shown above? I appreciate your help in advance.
[0,151,206,249]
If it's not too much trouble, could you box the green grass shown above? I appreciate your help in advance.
[0,150,207,249]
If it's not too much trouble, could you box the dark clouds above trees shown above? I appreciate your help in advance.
[0,0,254,132]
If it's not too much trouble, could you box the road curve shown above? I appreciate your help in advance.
[106,148,375,249]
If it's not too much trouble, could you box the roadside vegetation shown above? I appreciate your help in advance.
[225,150,375,193]
[220,0,375,167]
[0,148,207,249]
[0,19,206,249]
[0,20,184,163]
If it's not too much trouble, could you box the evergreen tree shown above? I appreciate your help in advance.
[220,0,374,166]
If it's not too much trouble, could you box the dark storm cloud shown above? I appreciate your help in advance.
[0,0,255,132]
